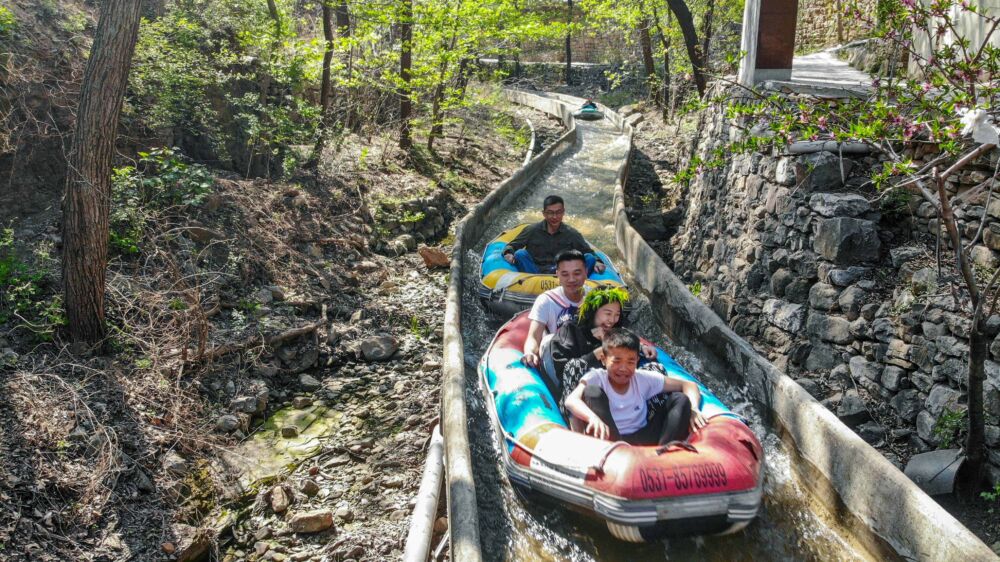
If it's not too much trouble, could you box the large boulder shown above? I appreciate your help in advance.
[813,218,881,265]
[809,283,840,311]
[890,389,922,422]
[807,312,854,344]
[925,384,964,417]
[849,355,880,382]
[808,193,871,218]
[763,299,806,333]
[796,151,852,190]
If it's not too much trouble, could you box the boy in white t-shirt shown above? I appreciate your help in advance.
[565,329,707,445]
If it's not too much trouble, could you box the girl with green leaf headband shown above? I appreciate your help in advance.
[576,286,630,329]
[544,285,659,404]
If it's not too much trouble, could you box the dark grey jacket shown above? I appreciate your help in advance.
[502,221,593,269]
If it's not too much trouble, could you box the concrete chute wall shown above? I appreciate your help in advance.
[440,90,578,562]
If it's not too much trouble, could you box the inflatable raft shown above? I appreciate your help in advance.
[573,105,604,121]
[479,223,628,318]
[478,311,765,542]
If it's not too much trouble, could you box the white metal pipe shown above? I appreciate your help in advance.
[403,425,445,562]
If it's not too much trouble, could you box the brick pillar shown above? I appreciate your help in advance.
[739,0,799,85]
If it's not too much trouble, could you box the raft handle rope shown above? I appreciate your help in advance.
[656,440,698,455]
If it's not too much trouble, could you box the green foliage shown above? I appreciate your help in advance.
[933,408,967,448]
[981,483,1000,503]
[400,211,426,224]
[129,1,323,174]
[110,148,214,256]
[0,6,16,37]
[491,112,530,152]
[409,315,433,339]
[238,299,261,314]
[0,229,64,340]
[688,280,703,297]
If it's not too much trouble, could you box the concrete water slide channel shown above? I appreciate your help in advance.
[439,90,997,561]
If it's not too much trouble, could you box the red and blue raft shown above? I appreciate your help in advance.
[478,311,765,542]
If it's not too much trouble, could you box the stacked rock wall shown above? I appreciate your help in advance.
[663,103,1000,481]
[796,0,876,52]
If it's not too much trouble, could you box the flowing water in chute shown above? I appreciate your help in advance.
[459,111,881,561]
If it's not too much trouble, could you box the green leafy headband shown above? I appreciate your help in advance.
[577,286,630,323]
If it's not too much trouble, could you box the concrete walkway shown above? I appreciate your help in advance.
[792,50,873,88]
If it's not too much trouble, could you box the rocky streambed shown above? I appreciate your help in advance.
[166,252,452,562]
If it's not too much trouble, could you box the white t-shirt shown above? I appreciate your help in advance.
[528,286,587,334]
[581,368,666,435]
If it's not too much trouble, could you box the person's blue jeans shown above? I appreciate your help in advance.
[513,249,597,275]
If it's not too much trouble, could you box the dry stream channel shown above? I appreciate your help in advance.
[459,113,881,561]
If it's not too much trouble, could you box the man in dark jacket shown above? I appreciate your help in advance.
[502,195,606,274]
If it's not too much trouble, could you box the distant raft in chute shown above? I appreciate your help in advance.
[573,101,604,121]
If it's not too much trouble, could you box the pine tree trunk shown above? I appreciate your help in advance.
[309,1,335,164]
[335,2,354,131]
[702,0,715,69]
[62,0,142,344]
[664,0,706,96]
[399,0,413,150]
[638,20,659,105]
[653,9,671,122]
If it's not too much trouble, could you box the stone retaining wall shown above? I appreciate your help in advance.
[796,0,876,52]
[658,97,1000,484]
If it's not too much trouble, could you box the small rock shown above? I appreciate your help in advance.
[268,285,287,301]
[360,335,400,362]
[271,486,292,514]
[433,516,448,534]
[417,246,450,269]
[837,390,871,427]
[292,396,313,409]
[389,509,409,522]
[421,360,441,372]
[162,542,176,554]
[171,524,212,562]
[185,225,224,244]
[856,421,886,445]
[911,267,938,295]
[299,374,321,390]
[162,451,188,476]
[287,510,334,534]
[281,426,300,438]
[255,541,270,556]
[335,505,354,522]
[217,414,241,433]
[794,378,823,398]
[809,283,841,311]
[300,479,320,497]
[382,476,406,489]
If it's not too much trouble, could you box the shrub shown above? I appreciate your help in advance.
[0,6,16,37]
